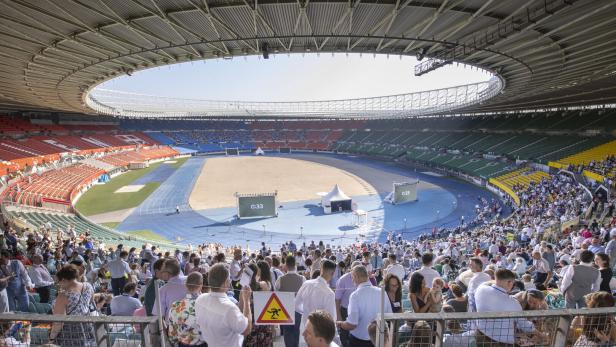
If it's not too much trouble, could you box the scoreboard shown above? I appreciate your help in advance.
[393,181,419,204]
[237,193,277,219]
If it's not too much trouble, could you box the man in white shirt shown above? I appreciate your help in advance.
[229,249,242,300]
[195,263,252,347]
[296,259,337,342]
[467,258,491,312]
[413,253,440,288]
[488,241,499,257]
[107,250,131,296]
[529,251,551,288]
[27,255,54,303]
[336,265,392,347]
[572,232,585,249]
[475,269,534,346]
[384,254,405,281]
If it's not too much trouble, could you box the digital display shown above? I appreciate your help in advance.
[238,195,277,218]
[393,181,418,204]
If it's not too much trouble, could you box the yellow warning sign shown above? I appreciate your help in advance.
[256,292,293,324]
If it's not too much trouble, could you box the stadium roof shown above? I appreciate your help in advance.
[1,0,615,116]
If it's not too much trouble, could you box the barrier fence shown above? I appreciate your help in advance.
[0,313,160,347]
[375,307,616,347]
[0,299,614,346]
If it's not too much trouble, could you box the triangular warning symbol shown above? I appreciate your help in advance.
[256,293,293,324]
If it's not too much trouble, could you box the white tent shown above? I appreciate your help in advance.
[255,147,265,156]
[321,184,352,214]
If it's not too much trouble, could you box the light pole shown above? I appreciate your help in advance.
[403,218,407,231]
[262,224,266,237]
[300,226,304,239]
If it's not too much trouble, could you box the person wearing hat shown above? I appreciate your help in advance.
[605,228,616,269]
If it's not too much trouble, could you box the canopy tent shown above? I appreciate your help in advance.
[255,147,265,156]
[321,184,352,214]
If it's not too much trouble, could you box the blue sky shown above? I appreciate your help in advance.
[99,53,491,102]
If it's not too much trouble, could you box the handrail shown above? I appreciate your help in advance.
[0,313,159,324]
[376,307,616,347]
[86,76,503,119]
[379,307,616,321]
[0,313,161,347]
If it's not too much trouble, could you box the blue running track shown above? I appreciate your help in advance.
[116,154,510,248]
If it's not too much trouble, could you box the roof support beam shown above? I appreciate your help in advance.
[180,0,230,55]
[376,0,414,52]
[181,0,257,53]
[423,0,496,55]
[317,0,361,51]
[473,1,616,67]
[403,0,464,53]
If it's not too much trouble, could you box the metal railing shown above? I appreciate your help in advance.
[0,313,160,347]
[375,307,616,347]
[85,76,503,119]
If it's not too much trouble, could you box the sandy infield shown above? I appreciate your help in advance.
[189,156,377,210]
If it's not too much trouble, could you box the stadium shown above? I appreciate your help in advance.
[0,0,616,346]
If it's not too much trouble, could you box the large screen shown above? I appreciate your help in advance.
[237,194,277,218]
[393,181,418,204]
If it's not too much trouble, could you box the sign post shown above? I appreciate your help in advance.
[253,292,295,325]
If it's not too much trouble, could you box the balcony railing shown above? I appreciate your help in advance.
[86,76,503,119]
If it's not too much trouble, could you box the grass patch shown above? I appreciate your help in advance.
[101,222,120,229]
[126,230,171,243]
[78,182,160,216]
[168,157,189,169]
[76,163,163,216]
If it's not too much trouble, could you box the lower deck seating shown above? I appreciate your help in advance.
[97,147,178,167]
[2,164,104,206]
[8,210,176,249]
[492,168,551,191]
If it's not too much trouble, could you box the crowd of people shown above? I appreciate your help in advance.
[568,156,616,179]
[0,167,615,347]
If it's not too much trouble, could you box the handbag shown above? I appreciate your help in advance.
[86,286,99,316]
